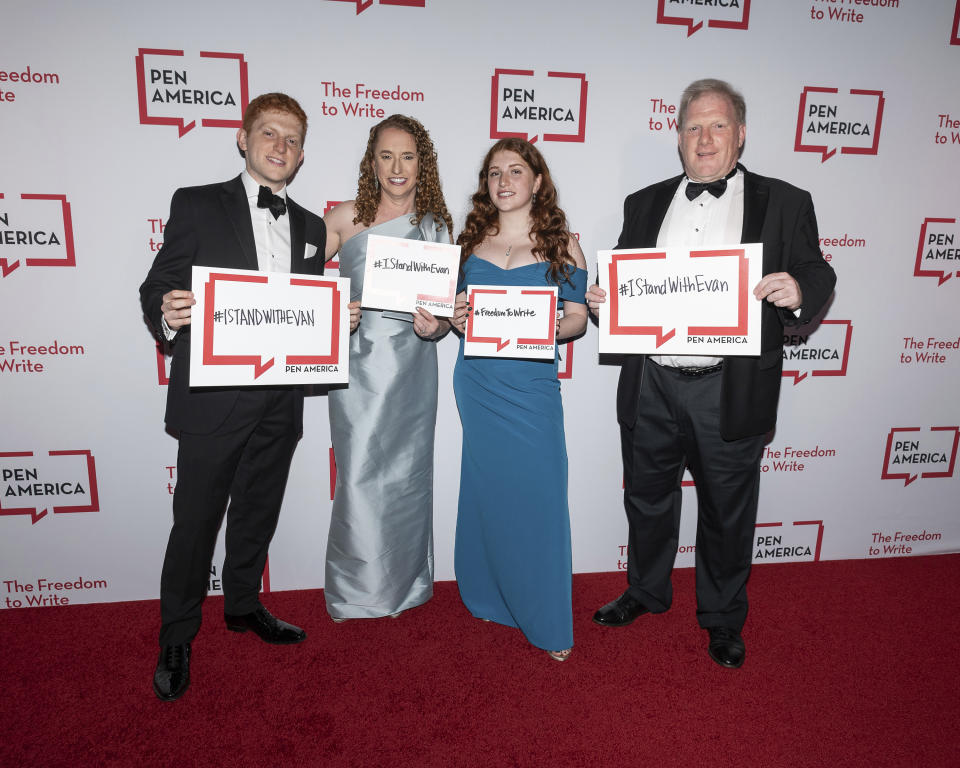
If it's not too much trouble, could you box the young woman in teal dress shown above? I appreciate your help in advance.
[451,138,587,661]
[322,115,454,621]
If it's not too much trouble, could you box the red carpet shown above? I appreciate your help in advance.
[3,555,958,767]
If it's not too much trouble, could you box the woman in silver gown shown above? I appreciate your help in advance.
[323,115,454,621]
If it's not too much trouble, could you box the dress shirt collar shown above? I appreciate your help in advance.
[241,170,287,202]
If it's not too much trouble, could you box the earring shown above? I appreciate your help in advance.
[532,193,537,205]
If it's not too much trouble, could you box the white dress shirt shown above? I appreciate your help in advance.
[651,170,744,369]
[162,171,292,340]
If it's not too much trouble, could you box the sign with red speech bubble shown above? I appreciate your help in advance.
[598,243,761,356]
[656,0,751,36]
[361,234,459,315]
[464,285,558,360]
[189,266,349,386]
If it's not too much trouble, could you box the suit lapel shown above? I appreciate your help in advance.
[645,176,683,247]
[741,166,769,245]
[220,176,258,270]
[287,198,306,274]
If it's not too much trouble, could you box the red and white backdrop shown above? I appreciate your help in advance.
[2,0,958,609]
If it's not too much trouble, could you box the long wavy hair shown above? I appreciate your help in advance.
[352,114,453,233]
[457,138,574,286]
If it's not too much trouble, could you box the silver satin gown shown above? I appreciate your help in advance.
[325,214,445,618]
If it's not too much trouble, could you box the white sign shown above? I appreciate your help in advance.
[597,243,762,356]
[463,284,558,360]
[189,266,350,386]
[362,234,460,315]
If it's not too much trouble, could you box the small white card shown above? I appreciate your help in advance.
[597,243,762,356]
[463,284,558,360]
[189,266,350,386]
[361,234,460,315]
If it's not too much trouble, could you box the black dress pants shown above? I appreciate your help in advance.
[158,388,300,646]
[621,361,764,631]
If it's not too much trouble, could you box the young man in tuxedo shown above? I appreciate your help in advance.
[141,93,352,701]
[587,79,836,668]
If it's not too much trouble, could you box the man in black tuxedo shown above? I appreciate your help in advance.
[141,93,335,701]
[588,79,836,668]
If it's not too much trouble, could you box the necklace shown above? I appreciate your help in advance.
[505,244,512,259]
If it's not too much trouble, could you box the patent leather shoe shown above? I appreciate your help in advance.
[707,627,746,669]
[225,606,307,644]
[153,642,190,701]
[592,591,649,627]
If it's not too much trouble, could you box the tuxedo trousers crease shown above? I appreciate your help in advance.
[159,388,300,645]
[622,361,764,631]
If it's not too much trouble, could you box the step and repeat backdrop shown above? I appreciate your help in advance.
[2,0,958,609]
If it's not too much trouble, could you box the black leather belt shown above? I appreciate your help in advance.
[672,363,723,377]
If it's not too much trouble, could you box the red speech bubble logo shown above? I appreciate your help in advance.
[136,48,248,137]
[607,248,749,347]
[914,218,959,285]
[0,193,76,279]
[490,69,588,144]
[882,426,960,486]
[656,0,751,36]
[755,520,824,562]
[202,272,343,379]
[0,450,99,524]
[782,319,853,385]
[794,87,884,162]
[155,340,170,385]
[558,340,574,380]
[325,0,424,13]
[465,287,558,352]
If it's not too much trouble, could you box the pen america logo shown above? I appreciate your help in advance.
[782,319,852,385]
[656,0,750,36]
[136,48,248,137]
[0,450,99,525]
[0,194,76,279]
[795,86,884,162]
[754,521,823,563]
[882,427,959,486]
[490,69,588,144]
[326,0,424,13]
[914,218,960,285]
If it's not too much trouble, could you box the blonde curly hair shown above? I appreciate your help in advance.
[353,114,453,233]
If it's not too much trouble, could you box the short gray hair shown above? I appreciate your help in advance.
[677,79,746,130]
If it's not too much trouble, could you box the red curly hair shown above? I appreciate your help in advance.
[352,114,453,233]
[457,138,574,286]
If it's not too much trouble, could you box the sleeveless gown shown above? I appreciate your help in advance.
[453,255,588,651]
[325,214,446,619]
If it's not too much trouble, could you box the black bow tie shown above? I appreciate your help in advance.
[685,167,739,201]
[257,185,287,219]
[685,178,727,201]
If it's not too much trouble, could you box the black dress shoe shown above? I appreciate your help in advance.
[225,606,307,644]
[153,643,191,701]
[707,627,746,669]
[592,591,649,627]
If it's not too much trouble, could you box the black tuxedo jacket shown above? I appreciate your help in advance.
[140,175,326,434]
[613,166,836,441]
